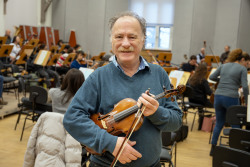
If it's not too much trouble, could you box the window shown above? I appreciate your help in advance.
[145,25,173,50]
[129,0,175,50]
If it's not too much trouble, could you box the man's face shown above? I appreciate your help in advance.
[111,16,145,64]
[190,59,197,65]
[224,46,230,52]
[16,36,20,43]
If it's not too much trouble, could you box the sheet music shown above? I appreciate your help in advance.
[169,70,190,86]
[79,67,94,79]
[36,51,47,65]
[207,68,217,84]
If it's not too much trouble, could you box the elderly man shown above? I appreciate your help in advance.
[63,11,182,167]
[196,47,206,64]
[5,29,12,44]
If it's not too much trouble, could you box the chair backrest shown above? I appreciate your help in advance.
[213,146,250,167]
[226,105,247,126]
[229,128,250,152]
[162,132,176,147]
[29,86,48,104]
[18,77,25,93]
[182,85,193,98]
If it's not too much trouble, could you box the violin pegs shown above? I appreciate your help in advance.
[163,85,167,91]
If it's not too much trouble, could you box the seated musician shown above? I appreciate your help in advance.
[49,68,85,114]
[70,50,87,69]
[9,36,21,64]
[63,11,182,167]
[187,63,213,130]
[27,44,60,88]
[57,39,63,51]
[181,55,198,72]
[74,44,82,52]
[5,29,12,44]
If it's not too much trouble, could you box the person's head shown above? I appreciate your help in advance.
[12,36,20,44]
[240,52,250,68]
[63,45,71,53]
[109,11,146,65]
[57,40,63,46]
[189,63,208,86]
[5,29,11,36]
[189,55,197,65]
[37,44,47,52]
[74,44,81,51]
[226,48,242,63]
[76,50,85,61]
[224,45,230,52]
[201,48,205,55]
[68,47,74,54]
[61,69,85,104]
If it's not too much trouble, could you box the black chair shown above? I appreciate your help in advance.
[19,86,52,141]
[213,145,250,167]
[229,128,250,152]
[219,105,247,146]
[181,85,212,131]
[160,132,177,167]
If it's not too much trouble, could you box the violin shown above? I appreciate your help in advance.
[84,85,186,156]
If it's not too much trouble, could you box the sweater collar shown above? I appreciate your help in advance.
[111,55,149,74]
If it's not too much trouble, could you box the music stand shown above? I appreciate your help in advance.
[91,52,106,61]
[58,44,66,53]
[0,44,14,63]
[0,36,7,46]
[47,54,60,66]
[34,50,51,67]
[15,48,34,65]
[205,55,220,66]
[63,53,76,66]
[50,45,58,55]
[28,39,39,48]
[158,52,172,66]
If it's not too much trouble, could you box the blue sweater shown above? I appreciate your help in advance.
[63,62,182,167]
[70,60,87,69]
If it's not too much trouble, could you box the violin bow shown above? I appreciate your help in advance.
[110,89,151,167]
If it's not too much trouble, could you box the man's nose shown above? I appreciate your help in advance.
[121,37,130,47]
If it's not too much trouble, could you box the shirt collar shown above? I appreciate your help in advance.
[111,55,149,74]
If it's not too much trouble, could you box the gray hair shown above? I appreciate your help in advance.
[109,11,146,37]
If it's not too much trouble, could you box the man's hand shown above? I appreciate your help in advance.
[138,91,159,116]
[112,137,142,164]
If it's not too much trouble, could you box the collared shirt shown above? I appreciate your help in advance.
[111,55,149,75]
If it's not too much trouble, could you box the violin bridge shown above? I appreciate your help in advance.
[101,119,108,129]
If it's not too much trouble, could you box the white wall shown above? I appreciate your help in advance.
[0,0,4,36]
[213,0,241,55]
[238,0,250,54]
[52,0,128,57]
[171,0,194,64]
[4,0,52,38]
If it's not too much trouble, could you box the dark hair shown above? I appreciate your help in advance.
[68,47,74,54]
[189,63,208,86]
[57,40,63,46]
[74,44,81,49]
[36,44,46,53]
[61,69,85,104]
[64,45,71,50]
[242,52,250,61]
[109,11,146,37]
[190,55,197,60]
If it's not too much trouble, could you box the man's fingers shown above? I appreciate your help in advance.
[127,140,136,146]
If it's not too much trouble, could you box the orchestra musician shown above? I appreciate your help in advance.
[209,48,250,156]
[181,55,198,72]
[187,63,213,130]
[9,36,21,64]
[63,11,182,167]
[70,50,88,69]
